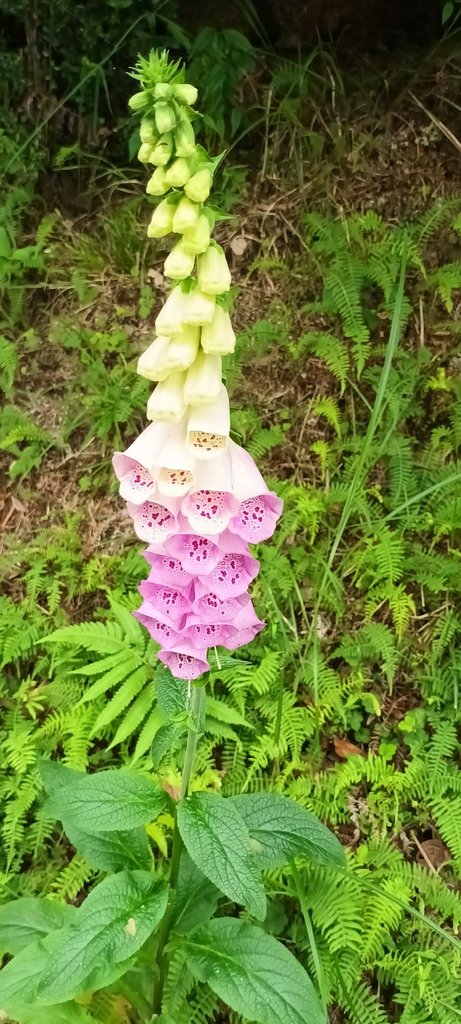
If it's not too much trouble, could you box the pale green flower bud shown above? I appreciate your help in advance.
[197,246,231,294]
[166,326,200,371]
[129,91,149,112]
[172,195,200,234]
[164,241,195,280]
[184,351,222,407]
[181,213,211,255]
[148,134,173,166]
[184,167,213,203]
[155,285,187,336]
[138,327,199,379]
[147,370,186,423]
[182,288,216,326]
[200,305,236,355]
[155,102,176,135]
[138,142,153,164]
[172,83,198,106]
[165,157,193,189]
[139,117,157,145]
[147,198,175,238]
[154,82,173,101]
[174,120,196,158]
[137,336,171,381]
[146,167,168,196]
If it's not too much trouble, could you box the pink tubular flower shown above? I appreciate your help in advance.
[180,450,238,535]
[191,590,250,623]
[133,610,183,649]
[137,582,192,624]
[227,441,283,543]
[158,644,210,680]
[166,532,222,573]
[126,497,180,544]
[142,551,193,589]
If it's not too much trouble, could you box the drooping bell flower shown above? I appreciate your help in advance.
[200,305,236,355]
[197,245,231,295]
[186,387,230,458]
[172,196,200,234]
[163,242,195,281]
[147,371,186,424]
[147,198,176,238]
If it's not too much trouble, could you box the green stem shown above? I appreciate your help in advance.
[151,684,205,1020]
[291,860,328,1017]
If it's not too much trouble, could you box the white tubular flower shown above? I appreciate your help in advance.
[200,305,236,355]
[165,158,193,188]
[138,143,153,164]
[184,167,213,203]
[147,198,175,238]
[186,386,230,459]
[183,351,222,407]
[113,421,171,504]
[172,195,200,234]
[182,288,216,326]
[164,242,195,280]
[155,103,176,135]
[139,117,156,144]
[166,326,200,371]
[137,336,171,381]
[148,134,173,166]
[175,120,196,158]
[172,83,198,105]
[147,371,187,423]
[181,214,211,255]
[146,167,168,196]
[155,285,187,336]
[153,420,195,497]
[197,245,231,294]
[139,327,199,379]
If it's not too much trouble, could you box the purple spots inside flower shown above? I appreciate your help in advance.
[158,648,209,680]
[182,489,233,534]
[134,613,181,648]
[229,493,283,543]
[210,552,258,597]
[184,621,234,647]
[189,431,226,452]
[144,554,192,588]
[157,467,193,494]
[128,463,153,493]
[167,533,221,573]
[130,501,178,543]
[193,591,248,622]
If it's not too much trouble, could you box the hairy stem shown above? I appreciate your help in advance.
[151,684,205,1020]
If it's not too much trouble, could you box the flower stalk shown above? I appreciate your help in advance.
[113,47,282,680]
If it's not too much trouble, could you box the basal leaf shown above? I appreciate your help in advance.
[177,793,266,920]
[230,792,345,869]
[36,871,168,1003]
[64,822,152,872]
[0,898,76,954]
[44,768,166,832]
[185,917,324,1024]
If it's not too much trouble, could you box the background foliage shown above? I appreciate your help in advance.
[1,3,461,1023]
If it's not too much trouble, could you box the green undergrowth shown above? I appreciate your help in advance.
[2,72,461,1024]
